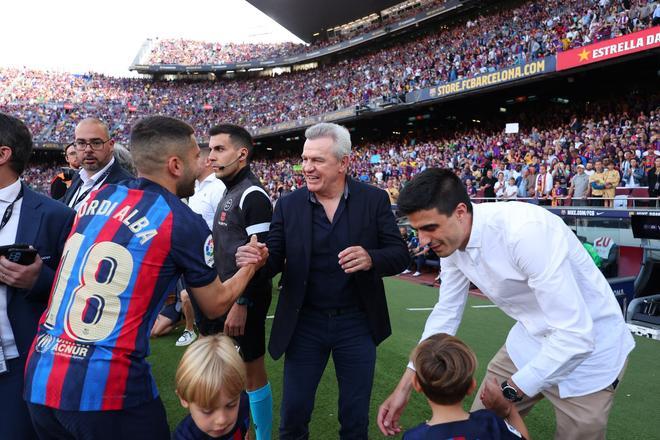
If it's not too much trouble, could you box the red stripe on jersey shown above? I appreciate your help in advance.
[43,189,144,408]
[101,211,174,410]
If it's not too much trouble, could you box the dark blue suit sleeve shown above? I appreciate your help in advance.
[365,190,409,277]
[264,198,286,278]
[24,208,75,302]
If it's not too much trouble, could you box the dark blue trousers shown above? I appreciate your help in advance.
[27,397,170,440]
[279,309,376,440]
[0,356,36,439]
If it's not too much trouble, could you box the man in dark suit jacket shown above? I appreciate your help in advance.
[238,123,409,439]
[0,113,75,439]
[62,118,132,210]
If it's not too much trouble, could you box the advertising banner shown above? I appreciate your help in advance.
[556,26,660,71]
[406,57,556,103]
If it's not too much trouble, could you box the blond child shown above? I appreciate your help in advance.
[174,335,250,439]
[403,334,529,440]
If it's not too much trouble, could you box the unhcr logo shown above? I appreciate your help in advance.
[35,333,57,353]
[34,333,91,358]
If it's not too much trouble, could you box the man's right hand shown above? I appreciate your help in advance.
[377,369,414,436]
[236,235,268,268]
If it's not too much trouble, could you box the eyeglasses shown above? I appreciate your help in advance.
[72,139,110,151]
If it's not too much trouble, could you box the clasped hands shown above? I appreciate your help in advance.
[236,239,372,274]
[235,235,269,269]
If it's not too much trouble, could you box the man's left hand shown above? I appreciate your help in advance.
[480,377,513,419]
[0,254,43,290]
[224,303,248,337]
[338,246,373,273]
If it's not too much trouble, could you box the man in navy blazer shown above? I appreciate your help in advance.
[62,118,133,210]
[238,123,409,439]
[0,113,75,439]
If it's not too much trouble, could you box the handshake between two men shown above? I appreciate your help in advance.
[237,236,373,274]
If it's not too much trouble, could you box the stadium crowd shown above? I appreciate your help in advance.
[2,0,657,144]
[21,91,659,208]
[145,0,450,65]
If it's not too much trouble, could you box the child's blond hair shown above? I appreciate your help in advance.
[411,333,477,405]
[175,334,246,408]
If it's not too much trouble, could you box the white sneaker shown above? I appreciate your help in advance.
[175,330,197,347]
[400,269,412,275]
[412,271,422,277]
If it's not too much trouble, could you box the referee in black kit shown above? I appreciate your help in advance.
[201,124,274,440]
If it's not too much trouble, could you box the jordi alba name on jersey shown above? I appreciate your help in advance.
[25,179,217,411]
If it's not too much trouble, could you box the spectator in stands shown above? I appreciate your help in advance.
[622,157,645,187]
[379,168,635,440]
[480,169,497,201]
[504,177,518,200]
[525,166,537,200]
[465,178,476,198]
[569,164,590,206]
[589,159,607,206]
[550,180,566,206]
[535,164,553,205]
[603,159,621,208]
[494,172,506,200]
[386,178,400,205]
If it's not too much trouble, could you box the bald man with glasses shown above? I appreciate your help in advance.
[62,118,132,210]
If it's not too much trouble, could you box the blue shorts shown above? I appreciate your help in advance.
[27,397,170,440]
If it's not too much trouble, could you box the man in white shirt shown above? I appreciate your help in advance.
[62,119,132,210]
[188,146,226,229]
[535,164,553,205]
[378,168,634,440]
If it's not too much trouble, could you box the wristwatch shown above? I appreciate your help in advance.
[501,380,523,402]
[236,296,252,307]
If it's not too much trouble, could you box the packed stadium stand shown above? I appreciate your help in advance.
[2,0,659,203]
[3,0,658,146]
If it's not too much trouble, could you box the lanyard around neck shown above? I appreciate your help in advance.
[0,185,24,232]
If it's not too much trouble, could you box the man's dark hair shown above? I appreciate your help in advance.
[0,113,33,175]
[209,124,254,160]
[398,168,472,216]
[130,116,195,174]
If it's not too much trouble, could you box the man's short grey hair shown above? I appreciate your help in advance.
[113,143,136,176]
[304,123,351,160]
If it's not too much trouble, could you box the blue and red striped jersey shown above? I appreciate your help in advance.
[25,178,217,411]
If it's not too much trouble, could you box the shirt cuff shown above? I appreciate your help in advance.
[511,365,545,398]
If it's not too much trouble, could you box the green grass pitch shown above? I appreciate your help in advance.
[149,276,660,438]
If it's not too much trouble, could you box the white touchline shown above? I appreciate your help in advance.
[406,308,434,311]
[471,305,497,308]
[267,315,274,319]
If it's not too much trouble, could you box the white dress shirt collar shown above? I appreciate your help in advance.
[0,179,22,203]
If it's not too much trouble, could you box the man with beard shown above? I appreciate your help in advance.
[62,118,132,210]
[24,116,267,440]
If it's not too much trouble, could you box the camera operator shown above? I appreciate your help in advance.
[50,142,80,199]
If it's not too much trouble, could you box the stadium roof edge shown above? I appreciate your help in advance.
[246,0,404,43]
